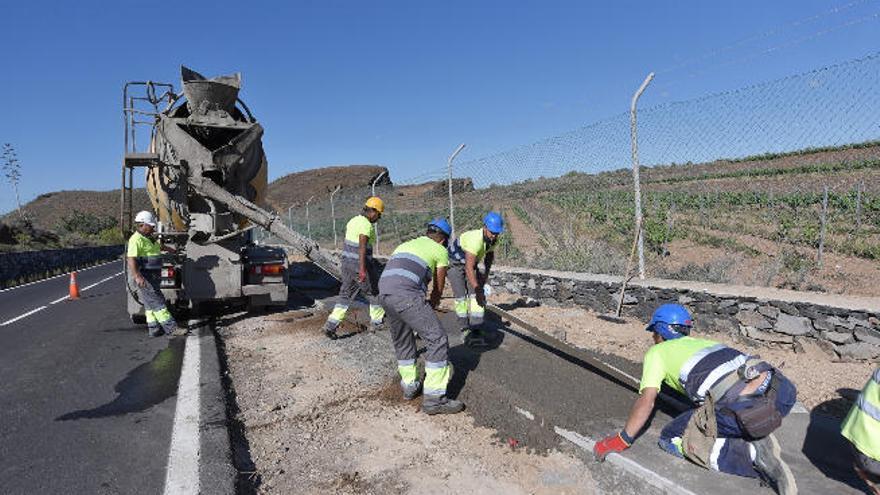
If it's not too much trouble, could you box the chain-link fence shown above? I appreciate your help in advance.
[448,52,880,296]
[260,52,880,297]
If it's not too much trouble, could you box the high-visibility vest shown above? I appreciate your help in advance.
[379,236,449,296]
[841,368,880,461]
[341,215,375,263]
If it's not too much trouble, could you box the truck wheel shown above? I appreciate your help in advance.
[131,314,147,325]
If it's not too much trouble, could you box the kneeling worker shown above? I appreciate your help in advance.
[323,197,386,339]
[127,211,181,337]
[447,212,503,346]
[379,219,463,415]
[594,304,798,495]
[841,367,880,495]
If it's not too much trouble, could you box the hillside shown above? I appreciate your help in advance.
[266,165,391,211]
[3,189,151,233]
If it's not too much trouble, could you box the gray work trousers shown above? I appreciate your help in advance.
[326,259,384,329]
[380,293,448,364]
[136,270,177,333]
[447,263,484,329]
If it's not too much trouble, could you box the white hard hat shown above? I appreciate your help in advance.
[134,211,157,226]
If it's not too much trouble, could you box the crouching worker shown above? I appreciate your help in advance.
[379,219,464,415]
[127,211,182,337]
[841,367,880,495]
[447,212,503,347]
[594,304,798,495]
[323,197,386,339]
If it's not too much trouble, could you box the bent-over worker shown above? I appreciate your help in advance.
[379,219,463,415]
[593,304,798,495]
[447,212,503,347]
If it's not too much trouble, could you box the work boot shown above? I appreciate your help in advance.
[148,327,164,337]
[323,322,339,340]
[369,321,386,333]
[401,381,421,401]
[422,396,465,415]
[751,434,797,495]
[462,328,488,348]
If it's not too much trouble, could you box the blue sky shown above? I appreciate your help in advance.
[1,0,878,214]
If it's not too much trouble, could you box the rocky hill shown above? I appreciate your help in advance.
[3,189,151,233]
[266,165,391,211]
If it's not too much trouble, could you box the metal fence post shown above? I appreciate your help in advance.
[305,195,314,240]
[371,171,387,255]
[818,185,828,267]
[447,143,466,238]
[330,185,341,248]
[630,72,654,280]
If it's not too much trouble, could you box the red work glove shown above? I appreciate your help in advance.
[358,267,366,283]
[593,432,631,462]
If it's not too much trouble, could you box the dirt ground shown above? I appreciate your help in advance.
[492,293,875,417]
[218,304,597,495]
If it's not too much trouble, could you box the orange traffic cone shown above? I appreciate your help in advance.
[69,272,80,300]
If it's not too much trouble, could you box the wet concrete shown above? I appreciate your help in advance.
[441,309,867,494]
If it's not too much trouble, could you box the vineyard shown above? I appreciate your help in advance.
[271,143,880,297]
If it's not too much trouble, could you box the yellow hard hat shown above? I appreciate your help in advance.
[365,196,385,213]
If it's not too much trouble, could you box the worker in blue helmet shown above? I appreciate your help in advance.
[378,218,464,415]
[594,304,799,495]
[447,212,504,347]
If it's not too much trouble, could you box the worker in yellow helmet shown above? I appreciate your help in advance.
[841,367,880,494]
[323,196,386,339]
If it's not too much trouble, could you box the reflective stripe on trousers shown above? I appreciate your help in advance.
[136,271,177,332]
[424,360,451,397]
[447,264,484,327]
[381,293,451,397]
[398,359,418,385]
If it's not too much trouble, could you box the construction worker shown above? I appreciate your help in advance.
[127,211,181,337]
[447,212,504,346]
[322,197,386,339]
[841,367,880,494]
[594,304,799,495]
[379,218,464,415]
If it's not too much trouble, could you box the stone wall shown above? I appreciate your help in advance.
[489,266,880,362]
[0,245,123,288]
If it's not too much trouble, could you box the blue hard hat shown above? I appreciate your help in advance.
[427,218,452,236]
[483,212,505,234]
[647,303,693,340]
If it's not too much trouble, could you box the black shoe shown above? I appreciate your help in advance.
[422,397,465,415]
[324,328,339,340]
[751,434,797,495]
[402,381,421,401]
[148,328,164,337]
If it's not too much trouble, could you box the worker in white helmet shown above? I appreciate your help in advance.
[127,211,183,337]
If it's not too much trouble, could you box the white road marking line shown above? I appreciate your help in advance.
[163,333,202,495]
[0,272,124,326]
[554,426,699,495]
[515,406,535,421]
[0,259,120,293]
[0,306,49,326]
[50,272,123,305]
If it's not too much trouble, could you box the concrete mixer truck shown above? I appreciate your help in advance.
[121,67,340,322]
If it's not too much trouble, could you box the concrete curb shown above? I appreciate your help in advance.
[198,325,236,495]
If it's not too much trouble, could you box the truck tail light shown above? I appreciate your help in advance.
[161,267,176,278]
[252,263,284,275]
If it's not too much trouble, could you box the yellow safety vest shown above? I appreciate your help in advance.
[841,368,880,461]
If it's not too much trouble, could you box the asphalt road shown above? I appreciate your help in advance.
[0,261,184,494]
